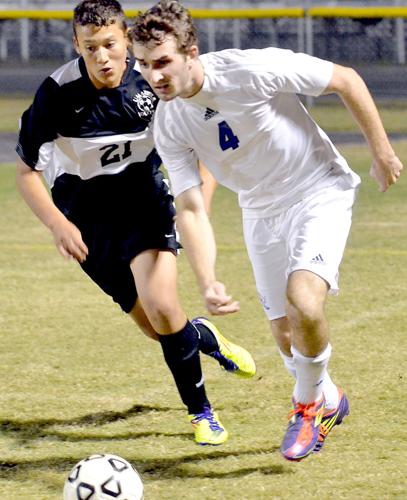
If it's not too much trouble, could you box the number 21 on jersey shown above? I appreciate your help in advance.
[218,120,240,151]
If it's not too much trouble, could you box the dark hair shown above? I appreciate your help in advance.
[73,0,127,34]
[129,0,197,54]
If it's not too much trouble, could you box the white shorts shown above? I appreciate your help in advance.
[243,185,358,320]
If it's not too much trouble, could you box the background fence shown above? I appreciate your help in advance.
[1,2,407,98]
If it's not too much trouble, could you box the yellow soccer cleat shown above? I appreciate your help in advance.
[192,317,256,378]
[188,406,229,445]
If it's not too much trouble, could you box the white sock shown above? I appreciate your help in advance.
[291,344,332,404]
[321,371,339,410]
[279,347,339,408]
[278,349,297,379]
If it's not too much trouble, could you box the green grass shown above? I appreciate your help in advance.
[309,99,407,134]
[0,97,31,133]
[1,137,407,498]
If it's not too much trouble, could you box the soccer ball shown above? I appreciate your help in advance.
[63,454,144,500]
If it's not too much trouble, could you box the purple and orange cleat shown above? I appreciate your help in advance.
[313,388,350,453]
[281,398,324,461]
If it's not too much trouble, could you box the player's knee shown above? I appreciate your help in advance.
[286,295,324,327]
[142,295,180,326]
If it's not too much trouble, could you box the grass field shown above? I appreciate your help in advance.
[1,100,407,498]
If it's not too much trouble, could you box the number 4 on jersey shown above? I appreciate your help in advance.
[218,120,240,151]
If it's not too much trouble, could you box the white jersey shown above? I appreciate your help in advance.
[153,47,361,217]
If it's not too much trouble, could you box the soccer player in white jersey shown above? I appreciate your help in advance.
[130,0,403,461]
[15,0,256,447]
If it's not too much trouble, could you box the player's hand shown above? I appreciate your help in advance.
[51,219,88,263]
[203,281,240,316]
[370,154,403,192]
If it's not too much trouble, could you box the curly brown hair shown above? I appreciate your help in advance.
[129,1,198,54]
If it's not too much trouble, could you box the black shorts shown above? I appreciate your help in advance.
[51,162,180,313]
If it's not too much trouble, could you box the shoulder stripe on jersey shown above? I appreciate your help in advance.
[50,58,81,87]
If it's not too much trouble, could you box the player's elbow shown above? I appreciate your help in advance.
[324,64,363,96]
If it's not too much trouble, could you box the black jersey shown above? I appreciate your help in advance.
[16,54,161,188]
[15,54,179,312]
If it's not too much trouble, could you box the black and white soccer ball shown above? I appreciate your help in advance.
[63,454,144,500]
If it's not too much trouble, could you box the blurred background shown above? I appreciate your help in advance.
[0,0,406,98]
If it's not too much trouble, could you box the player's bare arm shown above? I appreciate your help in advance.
[176,185,239,315]
[16,158,88,262]
[198,161,217,215]
[323,63,403,192]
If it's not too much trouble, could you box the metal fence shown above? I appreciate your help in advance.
[1,2,407,98]
[1,3,407,62]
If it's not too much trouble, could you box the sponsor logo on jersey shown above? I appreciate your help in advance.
[132,90,157,119]
[204,107,219,121]
[311,254,324,264]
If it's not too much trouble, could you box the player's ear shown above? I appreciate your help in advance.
[188,45,199,60]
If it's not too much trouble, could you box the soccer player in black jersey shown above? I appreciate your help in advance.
[15,0,256,446]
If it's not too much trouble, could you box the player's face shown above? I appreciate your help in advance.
[133,37,202,101]
[74,22,128,89]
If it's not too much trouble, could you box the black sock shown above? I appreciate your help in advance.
[159,320,210,414]
[193,322,219,355]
